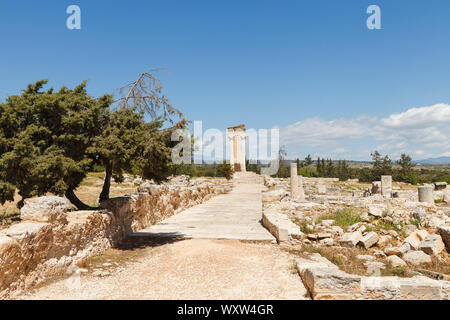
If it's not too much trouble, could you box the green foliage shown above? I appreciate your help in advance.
[318,208,362,229]
[217,162,233,180]
[0,80,111,208]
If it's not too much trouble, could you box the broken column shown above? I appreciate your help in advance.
[418,186,434,204]
[290,163,299,199]
[381,175,392,198]
[298,175,305,200]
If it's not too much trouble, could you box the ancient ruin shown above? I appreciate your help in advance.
[227,125,247,172]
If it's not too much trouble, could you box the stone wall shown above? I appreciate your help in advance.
[296,253,449,300]
[0,178,228,298]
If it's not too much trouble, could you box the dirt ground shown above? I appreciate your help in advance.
[17,239,309,300]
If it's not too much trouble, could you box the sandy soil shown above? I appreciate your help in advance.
[17,239,309,300]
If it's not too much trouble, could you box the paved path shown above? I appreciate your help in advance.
[134,184,275,241]
[19,240,308,300]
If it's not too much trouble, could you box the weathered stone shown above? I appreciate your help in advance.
[418,186,434,204]
[359,232,379,249]
[356,255,375,261]
[364,261,386,275]
[419,234,445,255]
[434,182,447,191]
[5,222,49,241]
[403,251,432,265]
[438,226,450,252]
[403,230,429,250]
[348,222,363,232]
[413,207,427,223]
[368,205,384,218]
[339,231,363,247]
[387,255,407,268]
[296,256,362,300]
[319,238,334,246]
[317,232,332,240]
[262,189,288,203]
[381,175,392,198]
[443,194,450,204]
[20,196,70,223]
[262,211,303,242]
[317,185,326,195]
[321,219,334,227]
[384,246,402,256]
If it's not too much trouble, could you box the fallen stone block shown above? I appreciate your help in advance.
[419,234,445,255]
[262,189,288,203]
[262,211,303,243]
[403,230,429,250]
[403,250,432,266]
[368,205,384,218]
[296,257,361,300]
[387,255,407,268]
[359,232,379,249]
[339,231,363,247]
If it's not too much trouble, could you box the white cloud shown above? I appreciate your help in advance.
[280,103,450,160]
[380,103,450,129]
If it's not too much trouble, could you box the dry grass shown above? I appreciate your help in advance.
[0,172,137,229]
[284,244,450,278]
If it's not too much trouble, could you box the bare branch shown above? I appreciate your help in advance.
[115,68,184,123]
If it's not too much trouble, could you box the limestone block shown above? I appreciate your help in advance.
[387,255,407,268]
[403,251,432,265]
[418,186,434,204]
[339,231,363,247]
[359,231,379,249]
[262,211,303,242]
[368,204,384,217]
[20,196,70,223]
[419,234,445,255]
[403,230,429,250]
[262,189,288,203]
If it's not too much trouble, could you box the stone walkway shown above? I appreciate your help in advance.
[134,184,275,241]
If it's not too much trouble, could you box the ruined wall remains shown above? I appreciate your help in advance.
[0,177,229,298]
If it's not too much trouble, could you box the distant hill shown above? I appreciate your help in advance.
[415,157,450,165]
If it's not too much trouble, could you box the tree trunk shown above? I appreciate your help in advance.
[99,161,113,202]
[65,189,96,210]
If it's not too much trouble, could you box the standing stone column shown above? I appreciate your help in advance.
[290,163,299,199]
[381,175,392,198]
[418,186,434,204]
[298,175,305,200]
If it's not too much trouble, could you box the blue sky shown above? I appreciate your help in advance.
[1,0,450,161]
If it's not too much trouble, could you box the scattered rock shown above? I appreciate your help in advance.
[356,255,376,261]
[419,234,445,255]
[403,251,432,266]
[387,255,407,268]
[413,207,427,223]
[403,230,429,250]
[359,232,379,249]
[339,231,363,247]
[368,205,384,218]
[262,190,288,203]
[321,219,334,227]
[364,261,386,275]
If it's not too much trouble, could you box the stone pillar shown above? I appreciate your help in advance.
[298,175,305,200]
[290,163,299,199]
[418,186,434,204]
[381,175,392,198]
[240,134,247,172]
